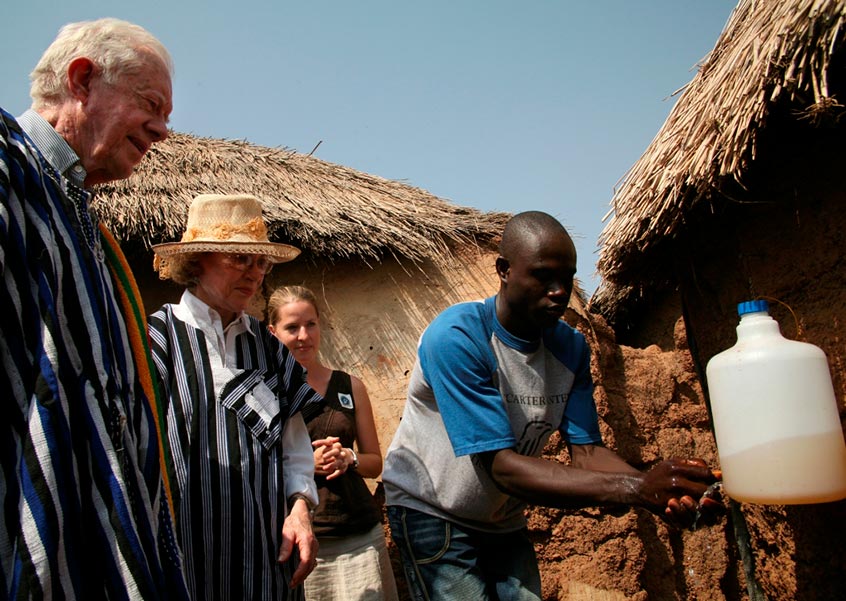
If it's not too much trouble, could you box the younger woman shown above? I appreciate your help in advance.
[268,286,398,601]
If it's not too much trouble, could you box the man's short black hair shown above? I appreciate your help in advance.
[499,211,570,260]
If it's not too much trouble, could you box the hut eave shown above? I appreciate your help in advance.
[593,0,846,320]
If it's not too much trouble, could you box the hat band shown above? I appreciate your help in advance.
[182,218,268,243]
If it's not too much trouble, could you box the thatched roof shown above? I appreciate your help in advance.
[94,132,509,266]
[593,0,846,313]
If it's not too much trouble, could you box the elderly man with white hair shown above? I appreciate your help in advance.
[0,18,186,599]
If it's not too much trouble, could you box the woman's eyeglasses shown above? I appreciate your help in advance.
[222,253,274,275]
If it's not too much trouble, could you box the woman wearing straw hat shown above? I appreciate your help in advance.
[149,193,323,601]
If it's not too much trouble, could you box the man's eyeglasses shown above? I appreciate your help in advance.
[221,253,274,275]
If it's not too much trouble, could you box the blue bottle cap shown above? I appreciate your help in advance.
[737,300,769,316]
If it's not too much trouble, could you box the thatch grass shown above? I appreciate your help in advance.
[95,132,510,266]
[593,0,846,313]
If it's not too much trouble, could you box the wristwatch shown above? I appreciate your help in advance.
[349,448,359,470]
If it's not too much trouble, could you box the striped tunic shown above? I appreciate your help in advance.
[148,293,323,601]
[0,108,187,598]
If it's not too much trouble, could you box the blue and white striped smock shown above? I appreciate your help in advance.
[0,107,187,599]
[149,292,323,601]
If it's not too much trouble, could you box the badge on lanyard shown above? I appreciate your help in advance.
[338,392,354,409]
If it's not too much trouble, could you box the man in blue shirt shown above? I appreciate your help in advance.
[383,211,719,600]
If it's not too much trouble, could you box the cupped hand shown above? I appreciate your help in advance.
[639,458,724,528]
[278,499,319,588]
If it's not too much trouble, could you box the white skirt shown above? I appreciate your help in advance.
[304,523,399,601]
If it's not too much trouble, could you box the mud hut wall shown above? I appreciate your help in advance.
[672,119,846,415]
[614,120,846,601]
[131,246,501,460]
[615,116,846,421]
[683,144,846,601]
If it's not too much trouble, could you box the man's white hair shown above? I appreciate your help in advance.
[30,17,173,109]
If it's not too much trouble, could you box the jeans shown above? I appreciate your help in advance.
[387,505,542,601]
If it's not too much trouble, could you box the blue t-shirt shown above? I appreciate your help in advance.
[383,296,602,532]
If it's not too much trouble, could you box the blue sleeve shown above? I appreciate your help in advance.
[418,302,516,457]
[545,324,603,445]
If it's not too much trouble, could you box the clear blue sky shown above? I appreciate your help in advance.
[1,0,738,295]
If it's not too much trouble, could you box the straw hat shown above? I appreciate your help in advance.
[152,193,300,262]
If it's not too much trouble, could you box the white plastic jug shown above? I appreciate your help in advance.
[706,300,846,504]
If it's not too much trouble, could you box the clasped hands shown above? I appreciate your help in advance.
[313,436,354,480]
